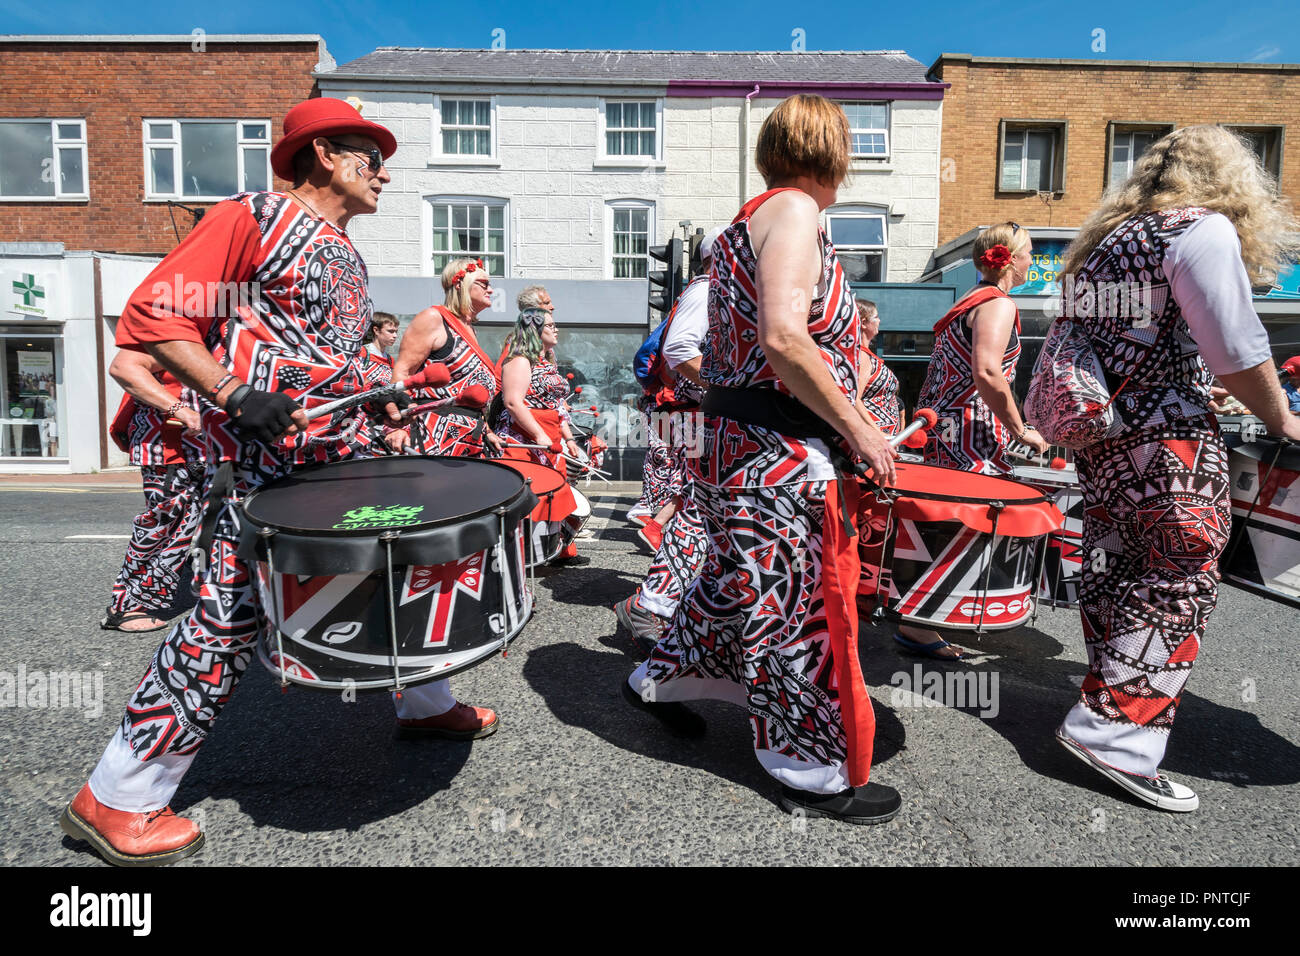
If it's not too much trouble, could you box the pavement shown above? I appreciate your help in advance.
[1,479,1297,867]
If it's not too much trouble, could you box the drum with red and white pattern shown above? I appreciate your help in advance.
[1012,465,1083,610]
[865,463,1064,632]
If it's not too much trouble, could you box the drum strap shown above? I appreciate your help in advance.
[189,460,233,575]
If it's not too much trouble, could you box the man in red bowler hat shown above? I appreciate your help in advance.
[60,98,499,867]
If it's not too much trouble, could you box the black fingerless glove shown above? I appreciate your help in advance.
[365,387,411,422]
[225,386,300,444]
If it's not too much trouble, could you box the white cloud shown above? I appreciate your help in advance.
[1249,45,1282,61]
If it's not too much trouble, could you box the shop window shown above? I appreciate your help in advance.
[144,119,271,200]
[998,120,1067,193]
[0,119,88,200]
[1225,125,1283,179]
[427,197,508,277]
[1,332,62,458]
[1106,123,1173,187]
[826,207,887,282]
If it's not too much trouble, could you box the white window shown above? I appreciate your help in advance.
[842,103,889,158]
[0,119,88,200]
[600,100,662,161]
[1226,125,1283,179]
[1107,124,1171,187]
[998,122,1066,192]
[427,197,508,277]
[826,208,887,282]
[433,96,496,160]
[607,200,654,278]
[144,120,271,200]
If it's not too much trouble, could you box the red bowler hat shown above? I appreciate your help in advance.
[270,97,397,181]
[1281,355,1300,377]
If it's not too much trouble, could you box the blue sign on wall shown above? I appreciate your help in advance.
[1011,239,1069,296]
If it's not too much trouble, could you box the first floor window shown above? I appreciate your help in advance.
[827,210,887,282]
[842,102,889,158]
[604,101,659,159]
[1108,125,1170,186]
[438,98,493,156]
[1226,125,1283,179]
[145,120,270,200]
[998,121,1065,192]
[610,202,652,278]
[429,199,507,276]
[0,119,87,199]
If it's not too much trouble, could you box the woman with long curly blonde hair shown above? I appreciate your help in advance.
[1052,125,1300,813]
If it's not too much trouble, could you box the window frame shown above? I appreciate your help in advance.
[605,199,656,280]
[1224,124,1284,179]
[0,118,89,202]
[997,119,1068,194]
[840,101,891,161]
[431,95,499,165]
[142,118,272,202]
[824,205,889,283]
[597,99,664,165]
[1104,121,1174,188]
[422,194,511,279]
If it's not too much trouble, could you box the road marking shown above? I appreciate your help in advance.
[65,534,131,540]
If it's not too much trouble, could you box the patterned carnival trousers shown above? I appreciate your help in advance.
[1061,417,1231,777]
[630,478,869,794]
[106,463,205,616]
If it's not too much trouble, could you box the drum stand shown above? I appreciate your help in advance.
[380,531,406,698]
[258,526,293,694]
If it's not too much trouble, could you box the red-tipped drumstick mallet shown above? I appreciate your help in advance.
[890,407,938,449]
[1049,456,1067,470]
[304,363,451,423]
[404,382,490,418]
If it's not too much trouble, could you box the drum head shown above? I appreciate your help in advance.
[496,457,567,496]
[1011,465,1078,491]
[239,456,536,575]
[1232,439,1300,471]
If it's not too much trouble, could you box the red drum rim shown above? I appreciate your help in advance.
[495,457,577,522]
[863,462,1063,537]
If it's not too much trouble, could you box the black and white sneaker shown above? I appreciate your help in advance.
[779,783,902,825]
[1055,727,1198,812]
[614,595,667,658]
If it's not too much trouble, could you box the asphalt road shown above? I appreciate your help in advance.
[1,483,1297,867]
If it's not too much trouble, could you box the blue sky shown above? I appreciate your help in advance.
[1,0,1294,67]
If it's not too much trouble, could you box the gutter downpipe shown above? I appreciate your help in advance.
[742,84,760,206]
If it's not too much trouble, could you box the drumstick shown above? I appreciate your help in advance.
[404,383,491,418]
[888,408,938,450]
[303,364,451,423]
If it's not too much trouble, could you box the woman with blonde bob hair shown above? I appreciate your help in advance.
[389,257,502,457]
[625,94,901,825]
[1051,125,1300,813]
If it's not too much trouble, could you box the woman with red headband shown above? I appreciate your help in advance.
[900,223,1051,661]
[389,258,501,456]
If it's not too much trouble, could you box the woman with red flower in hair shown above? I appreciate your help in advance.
[918,222,1050,474]
[901,223,1051,661]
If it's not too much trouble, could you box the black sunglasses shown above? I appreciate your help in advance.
[328,139,384,173]
[1008,222,1021,234]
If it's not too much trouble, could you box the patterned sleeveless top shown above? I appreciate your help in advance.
[411,308,500,457]
[494,357,571,433]
[1072,207,1217,431]
[696,187,860,488]
[860,350,902,438]
[200,192,376,466]
[918,285,1020,475]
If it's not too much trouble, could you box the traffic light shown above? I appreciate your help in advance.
[648,238,684,319]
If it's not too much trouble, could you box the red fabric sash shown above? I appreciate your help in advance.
[821,477,875,787]
[436,306,501,390]
[933,286,1021,337]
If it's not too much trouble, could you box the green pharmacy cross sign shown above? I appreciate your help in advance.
[12,273,47,314]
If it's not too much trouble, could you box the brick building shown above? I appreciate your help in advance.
[0,35,329,473]
[928,54,1300,244]
[0,34,331,254]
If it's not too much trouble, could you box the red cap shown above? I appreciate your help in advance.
[1281,356,1300,377]
[270,98,397,181]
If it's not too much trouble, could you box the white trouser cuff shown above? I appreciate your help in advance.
[87,732,195,813]
[1062,701,1167,778]
[756,751,851,795]
[392,679,455,719]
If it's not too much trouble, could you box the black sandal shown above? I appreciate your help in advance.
[100,610,171,633]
